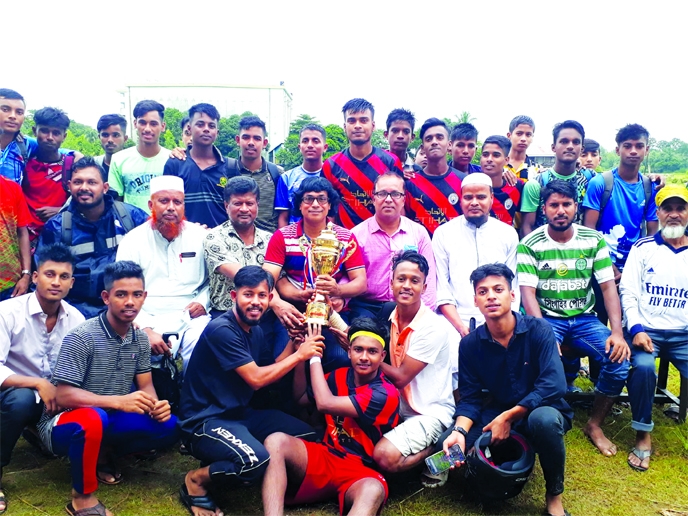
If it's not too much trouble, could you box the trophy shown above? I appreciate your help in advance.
[299,222,357,327]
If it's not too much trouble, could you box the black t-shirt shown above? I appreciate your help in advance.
[177,310,270,435]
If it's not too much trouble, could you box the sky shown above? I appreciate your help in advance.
[9,0,687,151]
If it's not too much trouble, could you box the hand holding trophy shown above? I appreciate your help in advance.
[299,222,356,330]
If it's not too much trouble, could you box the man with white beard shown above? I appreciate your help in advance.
[116,175,210,371]
[619,184,688,472]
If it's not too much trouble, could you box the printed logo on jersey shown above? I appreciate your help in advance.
[556,263,568,276]
[448,193,459,205]
[575,258,587,271]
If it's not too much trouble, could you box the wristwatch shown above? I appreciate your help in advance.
[452,426,468,438]
[21,270,30,276]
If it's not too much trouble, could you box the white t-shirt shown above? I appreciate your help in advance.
[391,306,457,427]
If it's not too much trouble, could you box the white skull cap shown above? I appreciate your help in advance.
[461,172,493,189]
[150,175,184,195]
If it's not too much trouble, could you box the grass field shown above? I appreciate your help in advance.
[3,367,688,516]
[664,171,688,185]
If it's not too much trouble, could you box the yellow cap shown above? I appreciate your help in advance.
[656,184,688,207]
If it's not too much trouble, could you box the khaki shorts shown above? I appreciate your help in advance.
[383,415,446,457]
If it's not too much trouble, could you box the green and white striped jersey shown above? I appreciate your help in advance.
[517,224,614,318]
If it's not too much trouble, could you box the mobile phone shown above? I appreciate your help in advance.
[424,444,466,475]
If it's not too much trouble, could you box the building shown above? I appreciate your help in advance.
[119,84,293,148]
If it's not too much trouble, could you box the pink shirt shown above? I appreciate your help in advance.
[352,216,436,309]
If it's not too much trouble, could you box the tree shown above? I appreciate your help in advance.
[164,107,186,145]
[372,129,388,150]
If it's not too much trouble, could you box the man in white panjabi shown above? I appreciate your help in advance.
[116,175,210,370]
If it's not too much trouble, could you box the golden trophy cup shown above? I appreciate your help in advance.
[299,222,357,327]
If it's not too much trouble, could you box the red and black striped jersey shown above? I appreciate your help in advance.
[323,147,403,229]
[492,179,525,229]
[322,367,399,465]
[404,166,467,236]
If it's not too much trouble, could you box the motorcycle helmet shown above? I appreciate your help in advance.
[464,430,535,500]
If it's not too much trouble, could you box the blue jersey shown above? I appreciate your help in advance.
[274,166,322,224]
[582,168,658,270]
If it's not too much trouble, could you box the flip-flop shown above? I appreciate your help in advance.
[664,403,680,421]
[627,448,651,472]
[179,483,219,515]
[0,487,6,515]
[96,463,123,485]
[544,511,571,516]
[65,501,108,516]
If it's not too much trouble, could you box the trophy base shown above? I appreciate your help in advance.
[305,300,331,327]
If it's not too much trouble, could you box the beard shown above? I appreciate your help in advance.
[74,192,104,209]
[465,214,488,227]
[350,136,371,146]
[151,210,184,241]
[235,303,263,326]
[660,224,688,240]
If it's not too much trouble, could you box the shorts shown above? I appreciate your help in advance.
[383,414,446,456]
[287,441,388,515]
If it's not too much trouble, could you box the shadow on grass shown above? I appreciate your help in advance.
[3,367,688,515]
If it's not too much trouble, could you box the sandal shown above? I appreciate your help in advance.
[664,403,680,421]
[627,447,651,472]
[96,463,123,485]
[65,501,108,516]
[179,483,219,515]
[0,487,6,515]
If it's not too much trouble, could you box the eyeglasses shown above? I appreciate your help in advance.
[302,195,329,205]
[373,191,404,200]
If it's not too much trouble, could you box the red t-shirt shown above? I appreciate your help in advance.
[0,177,31,290]
[22,157,69,239]
[264,222,365,294]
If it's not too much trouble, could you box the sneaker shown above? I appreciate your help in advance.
[420,466,448,488]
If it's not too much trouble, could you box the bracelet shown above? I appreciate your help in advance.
[21,269,30,276]
[309,356,322,365]
[452,426,468,438]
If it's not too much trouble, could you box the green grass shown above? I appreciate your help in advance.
[3,367,688,516]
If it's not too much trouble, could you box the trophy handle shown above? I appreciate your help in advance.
[298,235,309,255]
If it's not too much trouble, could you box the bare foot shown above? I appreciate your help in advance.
[584,423,617,456]
[628,432,652,471]
[184,472,223,516]
[0,482,6,514]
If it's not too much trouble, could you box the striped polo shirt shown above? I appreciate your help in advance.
[517,224,614,318]
[37,312,151,450]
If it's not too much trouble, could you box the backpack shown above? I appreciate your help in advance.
[225,157,282,184]
[598,170,653,221]
[538,167,596,189]
[60,200,135,248]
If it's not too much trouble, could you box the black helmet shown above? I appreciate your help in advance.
[464,430,535,500]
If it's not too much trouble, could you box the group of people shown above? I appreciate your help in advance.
[1,87,687,516]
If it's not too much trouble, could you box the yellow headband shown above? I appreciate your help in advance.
[349,331,386,348]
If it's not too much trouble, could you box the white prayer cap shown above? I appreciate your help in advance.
[461,172,492,190]
[150,175,184,196]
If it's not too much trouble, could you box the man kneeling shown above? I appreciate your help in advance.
[262,318,400,516]
[178,266,323,516]
[442,264,573,516]
[37,261,179,516]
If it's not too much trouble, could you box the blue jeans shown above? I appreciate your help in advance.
[626,329,688,432]
[437,406,571,495]
[544,314,629,396]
